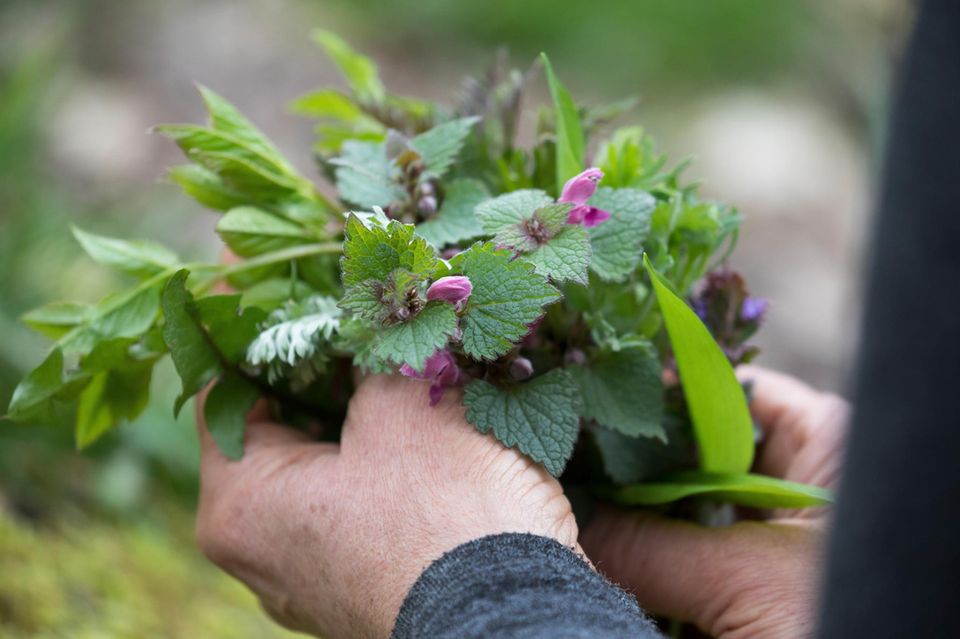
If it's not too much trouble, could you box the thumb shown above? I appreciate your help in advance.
[580,507,818,636]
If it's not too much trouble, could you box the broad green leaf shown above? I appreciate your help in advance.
[6,348,66,420]
[21,302,93,340]
[459,243,560,360]
[409,116,479,179]
[341,215,438,287]
[541,53,584,193]
[524,224,591,285]
[160,270,221,416]
[332,141,404,208]
[216,207,309,257]
[198,85,293,173]
[475,189,553,240]
[203,371,260,459]
[72,226,180,279]
[240,278,315,310]
[373,301,458,371]
[608,471,833,509]
[588,187,655,282]
[289,88,366,121]
[592,415,695,484]
[644,255,753,473]
[570,345,664,440]
[464,369,581,476]
[196,294,267,363]
[168,164,246,211]
[416,178,490,248]
[75,363,153,450]
[312,30,386,105]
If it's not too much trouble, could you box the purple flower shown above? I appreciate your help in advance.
[740,297,769,322]
[399,349,461,406]
[559,167,611,228]
[427,276,472,307]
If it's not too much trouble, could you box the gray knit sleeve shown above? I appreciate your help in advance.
[390,533,661,639]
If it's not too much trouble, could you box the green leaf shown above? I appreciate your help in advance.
[409,117,479,179]
[524,224,591,285]
[608,471,833,509]
[587,187,655,282]
[21,302,93,340]
[416,178,490,248]
[476,189,553,241]
[246,295,340,369]
[72,226,180,279]
[6,348,66,420]
[570,345,664,440]
[373,301,458,371]
[541,53,584,193]
[75,363,153,450]
[216,207,309,257]
[160,270,221,416]
[464,369,581,476]
[341,215,438,287]
[592,415,695,484]
[290,88,366,121]
[459,243,560,360]
[332,141,404,208]
[198,86,293,173]
[168,164,247,211]
[644,255,754,473]
[196,295,267,364]
[203,371,260,460]
[312,30,386,105]
[240,278,315,310]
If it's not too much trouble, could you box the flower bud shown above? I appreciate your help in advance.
[559,168,604,205]
[426,276,472,306]
[564,348,587,366]
[418,195,438,216]
[740,297,769,322]
[509,356,534,380]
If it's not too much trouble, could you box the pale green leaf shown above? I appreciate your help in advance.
[21,302,93,340]
[6,348,66,421]
[588,187,655,281]
[416,178,490,248]
[167,164,246,211]
[475,189,553,240]
[332,140,404,208]
[216,207,309,257]
[541,53,584,192]
[75,363,153,450]
[524,224,591,284]
[72,226,180,279]
[373,301,457,371]
[198,85,293,172]
[289,88,367,121]
[312,30,386,105]
[409,116,479,179]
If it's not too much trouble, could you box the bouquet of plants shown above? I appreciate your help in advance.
[5,32,830,509]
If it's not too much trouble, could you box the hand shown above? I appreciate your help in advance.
[580,366,849,639]
[194,374,579,638]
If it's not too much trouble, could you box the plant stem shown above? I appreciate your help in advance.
[191,242,342,294]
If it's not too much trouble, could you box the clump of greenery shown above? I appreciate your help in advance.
[4,32,830,508]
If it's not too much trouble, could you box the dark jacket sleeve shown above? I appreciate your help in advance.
[817,0,960,637]
[391,533,660,639]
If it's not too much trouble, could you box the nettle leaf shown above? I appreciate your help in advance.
[570,344,665,440]
[524,224,591,285]
[168,164,247,211]
[203,371,260,460]
[373,301,458,371]
[22,302,93,340]
[608,471,833,509]
[592,415,695,484]
[588,187,655,282]
[459,243,560,360]
[341,215,438,287]
[542,53,584,193]
[409,116,480,179]
[464,369,582,477]
[332,141,404,208]
[312,30,386,105]
[476,189,553,241]
[645,255,754,473]
[72,226,180,279]
[416,178,490,248]
[216,206,309,257]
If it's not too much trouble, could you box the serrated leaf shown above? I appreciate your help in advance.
[72,226,180,279]
[645,255,753,473]
[373,301,457,371]
[416,178,489,248]
[341,215,438,287]
[160,270,221,416]
[524,224,591,284]
[332,141,404,208]
[588,187,655,281]
[459,243,560,360]
[216,207,309,257]
[570,345,664,439]
[168,164,247,211]
[246,295,340,368]
[312,30,386,105]
[22,302,93,340]
[608,471,833,509]
[475,189,553,239]
[409,116,479,179]
[203,371,260,460]
[464,369,581,476]
[541,53,584,193]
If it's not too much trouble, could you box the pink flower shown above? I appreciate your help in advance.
[559,167,611,228]
[427,276,472,307]
[399,349,461,406]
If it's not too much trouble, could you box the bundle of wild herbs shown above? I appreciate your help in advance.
[5,32,830,509]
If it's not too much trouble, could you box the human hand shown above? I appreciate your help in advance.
[194,374,579,639]
[580,366,848,639]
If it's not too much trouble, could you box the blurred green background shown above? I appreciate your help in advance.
[0,0,909,636]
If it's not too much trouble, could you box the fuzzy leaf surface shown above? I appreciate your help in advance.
[416,179,489,248]
[373,301,457,371]
[524,224,591,285]
[409,117,479,179]
[341,215,437,287]
[332,141,403,208]
[588,187,655,281]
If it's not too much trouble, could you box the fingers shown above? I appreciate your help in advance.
[581,507,819,636]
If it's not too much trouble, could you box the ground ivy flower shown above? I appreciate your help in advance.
[427,276,472,307]
[399,349,461,405]
[559,167,611,227]
[740,297,769,322]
